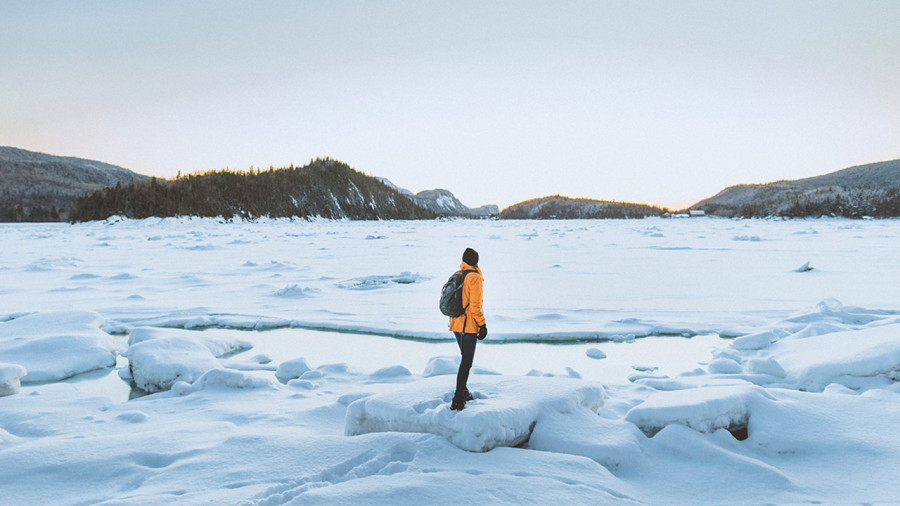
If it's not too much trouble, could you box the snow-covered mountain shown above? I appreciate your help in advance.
[377,178,499,218]
[0,146,148,222]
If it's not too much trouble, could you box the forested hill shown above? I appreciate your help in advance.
[501,195,667,219]
[70,158,436,221]
[690,159,900,218]
[0,146,148,222]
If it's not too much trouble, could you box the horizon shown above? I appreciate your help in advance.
[2,2,899,210]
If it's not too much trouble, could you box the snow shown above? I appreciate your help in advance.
[2,217,900,504]
[274,357,311,382]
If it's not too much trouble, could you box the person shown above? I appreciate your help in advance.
[449,247,487,411]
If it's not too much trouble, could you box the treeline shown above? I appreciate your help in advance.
[0,202,62,222]
[71,158,436,222]
[736,188,900,218]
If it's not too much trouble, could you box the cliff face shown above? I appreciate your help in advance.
[501,195,666,219]
[71,159,436,222]
[0,146,148,222]
[691,159,900,218]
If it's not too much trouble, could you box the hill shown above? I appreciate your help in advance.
[690,159,900,218]
[70,158,436,221]
[0,146,149,222]
[501,195,667,219]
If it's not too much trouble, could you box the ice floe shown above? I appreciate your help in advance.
[345,375,605,452]
[0,311,118,382]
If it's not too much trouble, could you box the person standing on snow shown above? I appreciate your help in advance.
[449,247,487,411]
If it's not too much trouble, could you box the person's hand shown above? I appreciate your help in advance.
[477,324,488,340]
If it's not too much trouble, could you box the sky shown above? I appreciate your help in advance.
[2,1,899,210]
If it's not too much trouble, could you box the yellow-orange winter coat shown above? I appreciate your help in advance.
[449,262,485,334]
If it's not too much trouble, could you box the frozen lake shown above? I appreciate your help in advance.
[3,217,900,505]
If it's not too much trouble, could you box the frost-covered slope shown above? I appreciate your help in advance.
[0,146,149,222]
[691,159,900,217]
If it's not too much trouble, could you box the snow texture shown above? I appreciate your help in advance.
[3,218,900,504]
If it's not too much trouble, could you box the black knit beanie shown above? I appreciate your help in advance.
[462,248,479,266]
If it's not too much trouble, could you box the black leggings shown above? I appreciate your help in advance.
[454,331,477,397]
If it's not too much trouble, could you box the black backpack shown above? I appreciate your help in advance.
[439,270,475,317]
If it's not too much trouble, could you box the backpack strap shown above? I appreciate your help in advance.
[460,269,476,332]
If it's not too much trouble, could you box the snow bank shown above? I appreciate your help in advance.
[625,385,774,437]
[345,375,605,452]
[0,311,118,382]
[0,363,27,396]
[125,328,251,392]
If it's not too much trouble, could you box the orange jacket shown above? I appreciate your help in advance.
[449,262,485,334]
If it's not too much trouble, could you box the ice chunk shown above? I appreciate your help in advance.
[625,385,773,437]
[0,363,27,396]
[794,261,813,272]
[275,357,311,382]
[345,376,605,452]
[586,348,607,359]
[125,328,250,392]
[0,311,118,382]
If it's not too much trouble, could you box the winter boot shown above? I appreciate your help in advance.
[450,396,466,411]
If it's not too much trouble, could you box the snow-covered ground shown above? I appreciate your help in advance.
[2,217,900,504]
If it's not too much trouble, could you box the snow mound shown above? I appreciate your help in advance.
[626,385,774,437]
[275,358,311,382]
[0,363,27,396]
[0,311,118,382]
[763,324,900,392]
[423,356,459,377]
[125,328,251,392]
[345,375,605,452]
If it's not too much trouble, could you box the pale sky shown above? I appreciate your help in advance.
[2,1,899,210]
